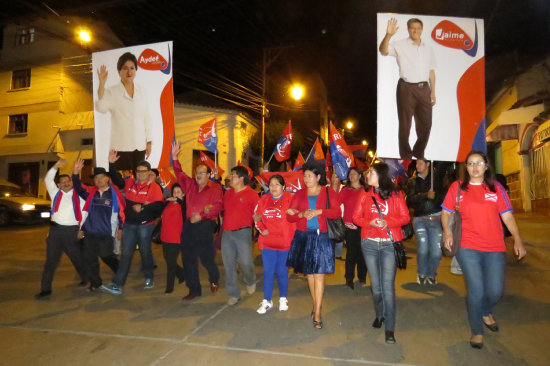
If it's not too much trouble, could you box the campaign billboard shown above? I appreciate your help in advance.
[92,41,174,169]
[377,14,485,162]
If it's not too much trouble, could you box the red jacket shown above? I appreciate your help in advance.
[161,200,185,244]
[352,189,410,241]
[287,187,341,232]
[255,192,296,250]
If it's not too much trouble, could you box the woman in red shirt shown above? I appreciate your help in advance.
[253,175,296,314]
[160,183,186,294]
[442,151,526,349]
[353,163,410,344]
[286,163,341,329]
[340,167,368,289]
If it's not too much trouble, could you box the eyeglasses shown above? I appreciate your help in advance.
[136,169,149,173]
[466,161,486,167]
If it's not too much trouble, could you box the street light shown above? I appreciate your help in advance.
[290,84,304,100]
[368,150,374,158]
[346,121,354,130]
[362,140,368,146]
[76,28,91,44]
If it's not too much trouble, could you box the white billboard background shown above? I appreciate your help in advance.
[92,41,173,169]
[377,13,484,161]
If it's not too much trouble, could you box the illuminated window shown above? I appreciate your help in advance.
[8,114,28,134]
[11,69,31,89]
[14,28,35,46]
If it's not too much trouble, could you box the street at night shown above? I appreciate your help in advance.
[1,216,549,366]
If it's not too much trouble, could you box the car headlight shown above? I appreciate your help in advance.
[22,204,35,211]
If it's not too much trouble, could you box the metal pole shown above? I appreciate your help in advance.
[260,49,266,169]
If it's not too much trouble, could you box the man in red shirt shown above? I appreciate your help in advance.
[172,142,223,300]
[222,166,260,305]
[102,160,164,295]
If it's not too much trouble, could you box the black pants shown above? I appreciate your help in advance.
[162,242,185,291]
[40,224,87,292]
[396,79,432,159]
[181,220,220,296]
[83,234,119,287]
[116,149,146,171]
[345,227,367,282]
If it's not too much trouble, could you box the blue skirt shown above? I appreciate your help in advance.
[286,230,335,274]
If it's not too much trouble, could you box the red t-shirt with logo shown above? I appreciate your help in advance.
[442,181,513,252]
[222,186,260,231]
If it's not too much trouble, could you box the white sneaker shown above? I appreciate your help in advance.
[279,297,288,311]
[246,283,256,295]
[227,296,240,306]
[256,299,273,314]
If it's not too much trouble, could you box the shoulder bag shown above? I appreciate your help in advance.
[371,196,407,270]
[441,185,462,257]
[324,187,346,242]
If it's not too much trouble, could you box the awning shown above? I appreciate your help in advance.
[486,103,545,142]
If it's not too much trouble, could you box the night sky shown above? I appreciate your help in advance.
[2,0,550,148]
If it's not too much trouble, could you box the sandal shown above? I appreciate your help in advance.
[313,318,323,329]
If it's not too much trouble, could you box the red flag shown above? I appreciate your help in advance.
[199,151,225,177]
[286,162,292,172]
[306,138,325,161]
[326,149,332,167]
[260,171,304,193]
[294,151,305,170]
[329,122,355,179]
[158,167,177,190]
[348,144,368,152]
[197,118,218,153]
[273,121,293,162]
[237,160,253,180]
[355,158,370,171]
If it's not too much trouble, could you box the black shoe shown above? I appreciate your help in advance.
[78,280,88,287]
[483,320,499,332]
[165,288,173,294]
[345,279,354,290]
[34,291,51,299]
[372,317,384,328]
[470,340,483,349]
[86,285,99,292]
[385,331,396,344]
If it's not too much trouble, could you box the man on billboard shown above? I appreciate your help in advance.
[379,18,436,160]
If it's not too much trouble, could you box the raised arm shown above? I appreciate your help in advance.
[45,159,65,198]
[379,18,399,56]
[72,158,90,200]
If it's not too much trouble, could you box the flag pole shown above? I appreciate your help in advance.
[430,160,434,191]
[370,149,378,165]
[266,152,274,167]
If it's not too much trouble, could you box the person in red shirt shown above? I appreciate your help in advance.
[221,166,260,305]
[286,162,341,329]
[102,160,165,295]
[160,183,186,294]
[353,163,410,344]
[171,142,223,300]
[340,167,368,289]
[253,175,296,314]
[442,150,526,349]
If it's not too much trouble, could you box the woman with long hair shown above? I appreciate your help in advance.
[286,163,342,329]
[353,163,410,344]
[340,167,368,289]
[160,183,186,294]
[442,150,526,349]
[253,175,296,314]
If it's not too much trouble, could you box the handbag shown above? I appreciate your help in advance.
[324,187,346,242]
[401,222,414,240]
[441,185,462,257]
[371,196,407,270]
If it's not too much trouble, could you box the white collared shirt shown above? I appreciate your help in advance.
[44,167,85,226]
[95,82,152,151]
[388,37,436,83]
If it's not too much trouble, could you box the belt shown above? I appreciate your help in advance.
[50,221,78,228]
[226,226,251,232]
[367,237,392,242]
[419,215,441,221]
[400,78,429,88]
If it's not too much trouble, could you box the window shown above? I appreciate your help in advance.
[14,28,35,46]
[81,138,93,146]
[8,114,28,134]
[11,69,31,89]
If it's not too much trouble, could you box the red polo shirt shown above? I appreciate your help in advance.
[223,186,259,230]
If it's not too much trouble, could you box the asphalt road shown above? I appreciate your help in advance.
[1,224,549,366]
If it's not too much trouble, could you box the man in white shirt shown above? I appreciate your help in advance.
[379,17,436,160]
[36,159,87,299]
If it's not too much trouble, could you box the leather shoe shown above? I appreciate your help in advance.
[34,291,51,299]
[210,282,219,293]
[385,331,396,344]
[372,317,384,328]
[345,279,354,290]
[483,320,499,332]
[470,340,483,349]
[183,293,197,301]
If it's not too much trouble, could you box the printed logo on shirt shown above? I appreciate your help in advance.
[264,208,282,219]
[370,201,388,215]
[484,193,498,202]
[431,20,478,57]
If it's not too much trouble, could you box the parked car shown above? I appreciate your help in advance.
[0,180,51,226]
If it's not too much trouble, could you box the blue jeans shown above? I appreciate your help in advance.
[221,228,256,298]
[361,239,397,332]
[335,242,344,257]
[261,249,289,301]
[113,223,155,287]
[456,247,506,335]
[413,217,443,278]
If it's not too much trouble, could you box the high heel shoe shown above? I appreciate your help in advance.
[385,331,396,344]
[470,335,483,349]
[313,318,323,329]
[372,317,385,328]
